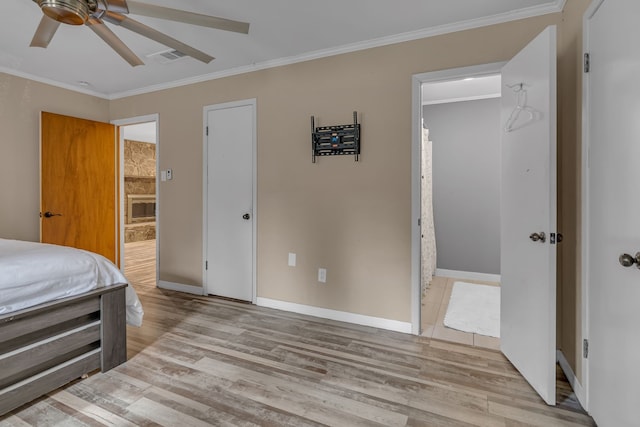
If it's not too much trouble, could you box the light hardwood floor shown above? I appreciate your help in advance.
[421,277,501,350]
[1,240,594,426]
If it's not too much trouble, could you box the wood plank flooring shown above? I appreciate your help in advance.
[1,240,595,426]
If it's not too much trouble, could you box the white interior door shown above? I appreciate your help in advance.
[585,1,640,424]
[500,26,557,405]
[206,101,255,301]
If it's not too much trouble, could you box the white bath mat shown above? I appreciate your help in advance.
[444,282,500,338]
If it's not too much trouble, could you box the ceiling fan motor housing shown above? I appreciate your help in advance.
[36,0,92,25]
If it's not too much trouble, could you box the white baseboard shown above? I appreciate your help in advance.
[158,280,206,296]
[435,269,501,283]
[256,297,412,334]
[557,349,587,409]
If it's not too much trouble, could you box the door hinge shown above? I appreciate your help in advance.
[205,261,208,270]
[583,339,589,358]
[418,218,421,227]
[584,53,590,73]
[206,126,209,136]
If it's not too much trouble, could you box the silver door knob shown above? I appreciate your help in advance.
[619,252,640,268]
[242,213,251,220]
[529,232,546,243]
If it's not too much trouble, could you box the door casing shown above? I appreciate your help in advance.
[202,99,257,303]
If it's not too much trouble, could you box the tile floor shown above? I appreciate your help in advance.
[421,276,501,350]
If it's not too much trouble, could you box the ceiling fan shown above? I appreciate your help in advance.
[29,0,250,66]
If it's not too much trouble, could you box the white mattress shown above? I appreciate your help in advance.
[0,239,143,327]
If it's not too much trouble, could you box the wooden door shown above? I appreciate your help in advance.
[205,101,255,301]
[40,112,119,263]
[585,0,640,424]
[500,26,557,405]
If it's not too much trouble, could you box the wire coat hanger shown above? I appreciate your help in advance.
[504,83,539,132]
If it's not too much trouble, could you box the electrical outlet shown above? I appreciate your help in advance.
[318,268,327,283]
[288,253,296,267]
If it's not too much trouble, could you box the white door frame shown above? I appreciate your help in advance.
[411,62,505,334]
[580,0,605,412]
[112,113,160,284]
[202,99,257,303]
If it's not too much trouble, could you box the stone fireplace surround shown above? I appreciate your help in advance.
[124,140,156,243]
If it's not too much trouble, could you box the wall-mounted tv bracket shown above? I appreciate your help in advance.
[311,111,360,163]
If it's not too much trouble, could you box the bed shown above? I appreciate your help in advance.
[0,239,143,416]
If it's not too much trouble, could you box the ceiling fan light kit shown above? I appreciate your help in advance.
[29,0,249,67]
[37,0,89,25]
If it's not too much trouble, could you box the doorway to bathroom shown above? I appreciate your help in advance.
[418,73,502,350]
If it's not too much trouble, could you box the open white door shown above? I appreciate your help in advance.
[585,1,640,424]
[500,26,557,405]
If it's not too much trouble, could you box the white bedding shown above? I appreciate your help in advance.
[0,239,143,327]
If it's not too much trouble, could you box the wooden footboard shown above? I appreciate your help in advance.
[0,284,127,416]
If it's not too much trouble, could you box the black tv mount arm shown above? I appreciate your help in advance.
[311,111,360,163]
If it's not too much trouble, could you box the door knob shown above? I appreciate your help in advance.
[529,232,546,243]
[42,211,62,218]
[242,213,251,220]
[619,252,640,268]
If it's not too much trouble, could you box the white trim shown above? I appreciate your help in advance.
[422,93,501,106]
[111,114,159,286]
[580,0,604,412]
[411,75,422,335]
[557,349,587,409]
[158,280,206,296]
[411,62,506,336]
[202,99,258,304]
[256,298,413,334]
[0,2,564,101]
[435,269,501,283]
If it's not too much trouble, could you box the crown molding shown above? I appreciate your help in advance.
[0,66,108,99]
[3,0,566,100]
[109,0,565,99]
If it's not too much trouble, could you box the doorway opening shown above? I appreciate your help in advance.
[411,63,506,338]
[418,73,502,349]
[117,118,159,291]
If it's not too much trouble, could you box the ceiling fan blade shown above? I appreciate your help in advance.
[103,12,214,64]
[103,0,129,14]
[125,1,250,34]
[85,18,144,67]
[30,15,61,48]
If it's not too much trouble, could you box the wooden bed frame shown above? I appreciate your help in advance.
[0,284,127,416]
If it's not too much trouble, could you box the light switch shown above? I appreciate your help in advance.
[288,253,296,267]
[161,170,167,182]
[318,268,327,283]
[166,168,173,180]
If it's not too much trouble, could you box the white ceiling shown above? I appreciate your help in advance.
[122,121,156,143]
[422,75,502,105]
[0,0,563,99]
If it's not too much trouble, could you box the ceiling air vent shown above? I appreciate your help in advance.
[147,49,187,64]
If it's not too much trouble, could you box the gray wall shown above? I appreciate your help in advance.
[423,97,501,275]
